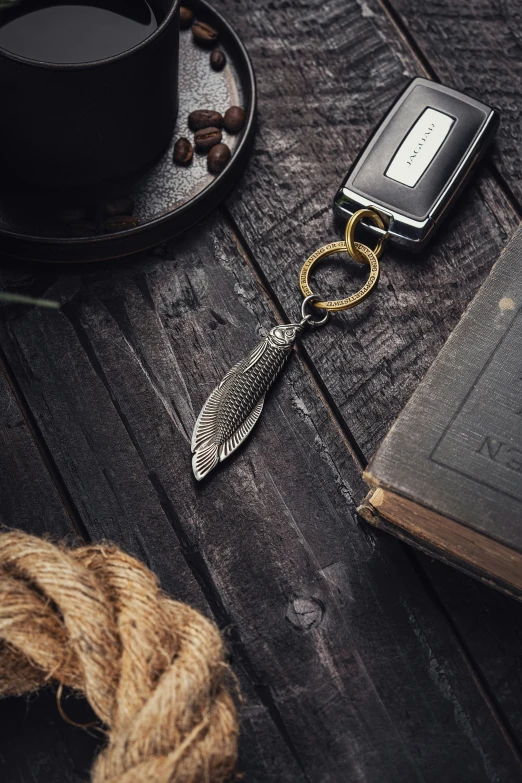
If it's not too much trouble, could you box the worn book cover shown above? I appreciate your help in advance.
[360,224,522,598]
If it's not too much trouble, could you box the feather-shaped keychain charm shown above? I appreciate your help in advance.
[191,228,381,480]
[192,321,306,480]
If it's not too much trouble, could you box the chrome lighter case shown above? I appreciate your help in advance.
[334,78,499,252]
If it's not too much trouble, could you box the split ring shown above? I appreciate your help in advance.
[345,209,387,264]
[300,294,329,327]
[299,240,380,311]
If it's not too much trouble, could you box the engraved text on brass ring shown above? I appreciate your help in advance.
[299,241,380,311]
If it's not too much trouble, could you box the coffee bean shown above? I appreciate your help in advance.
[207,143,231,173]
[179,5,193,29]
[223,106,245,133]
[210,49,226,71]
[104,197,135,216]
[194,127,222,151]
[191,21,218,46]
[58,206,88,225]
[188,109,223,131]
[105,215,138,231]
[173,137,194,165]
[68,220,97,237]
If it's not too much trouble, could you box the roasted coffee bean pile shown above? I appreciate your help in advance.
[58,197,137,236]
[173,6,246,174]
[173,106,245,172]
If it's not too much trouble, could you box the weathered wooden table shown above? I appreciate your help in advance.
[2,1,522,780]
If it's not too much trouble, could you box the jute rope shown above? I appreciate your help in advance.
[0,530,239,782]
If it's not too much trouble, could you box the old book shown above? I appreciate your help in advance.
[359,224,522,599]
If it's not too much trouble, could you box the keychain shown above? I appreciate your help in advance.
[191,77,499,480]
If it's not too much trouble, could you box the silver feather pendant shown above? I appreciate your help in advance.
[191,322,303,480]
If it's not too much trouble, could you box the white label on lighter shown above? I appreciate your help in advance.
[385,108,455,187]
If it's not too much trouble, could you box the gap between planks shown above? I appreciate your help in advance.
[220,203,367,473]
[0,341,88,543]
[403,542,522,763]
[361,0,522,762]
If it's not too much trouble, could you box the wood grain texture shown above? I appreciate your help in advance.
[381,0,522,211]
[1,214,522,781]
[419,555,522,758]
[0,354,73,539]
[0,0,522,779]
[0,332,103,779]
[0,689,100,783]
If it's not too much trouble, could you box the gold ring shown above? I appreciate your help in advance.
[345,209,387,264]
[299,240,379,311]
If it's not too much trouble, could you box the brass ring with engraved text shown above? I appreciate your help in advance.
[299,241,380,311]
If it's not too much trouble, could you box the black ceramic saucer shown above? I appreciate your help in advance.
[0,0,256,262]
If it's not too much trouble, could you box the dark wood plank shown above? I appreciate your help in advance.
[381,0,522,211]
[1,213,521,781]
[0,272,303,783]
[418,554,522,757]
[0,354,73,539]
[2,1,522,779]
[0,334,103,780]
[211,0,522,762]
[0,689,100,783]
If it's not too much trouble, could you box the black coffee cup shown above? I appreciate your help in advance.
[0,0,180,188]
